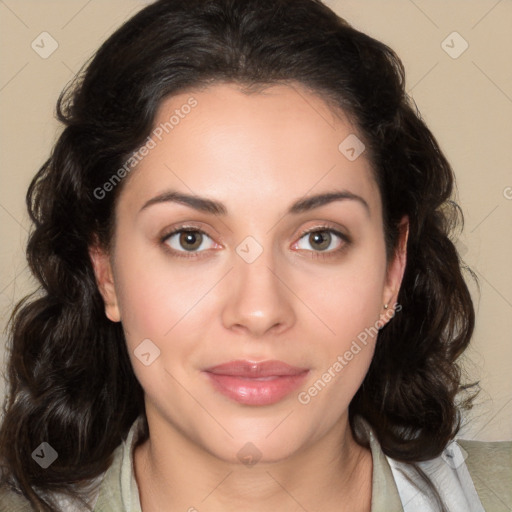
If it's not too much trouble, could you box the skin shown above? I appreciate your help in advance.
[90,82,408,512]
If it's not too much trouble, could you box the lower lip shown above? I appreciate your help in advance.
[203,371,309,406]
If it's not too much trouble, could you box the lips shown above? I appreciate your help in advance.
[205,359,308,377]
[203,360,309,405]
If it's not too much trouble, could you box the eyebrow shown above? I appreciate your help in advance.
[139,189,370,216]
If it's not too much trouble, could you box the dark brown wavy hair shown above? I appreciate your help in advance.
[0,0,478,509]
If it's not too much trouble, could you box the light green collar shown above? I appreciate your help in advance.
[94,415,404,511]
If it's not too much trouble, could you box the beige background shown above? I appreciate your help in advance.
[0,0,511,441]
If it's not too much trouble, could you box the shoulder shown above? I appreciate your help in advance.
[457,438,512,511]
[0,418,143,512]
[0,474,105,511]
[0,484,32,511]
[458,437,512,466]
[93,416,146,510]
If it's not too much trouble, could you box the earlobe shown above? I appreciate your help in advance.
[382,215,409,316]
[89,244,121,322]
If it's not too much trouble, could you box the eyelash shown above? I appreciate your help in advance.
[160,224,351,260]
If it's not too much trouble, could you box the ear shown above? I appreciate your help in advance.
[380,215,409,321]
[89,243,121,322]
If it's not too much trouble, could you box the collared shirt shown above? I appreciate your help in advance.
[1,416,511,511]
[91,416,512,511]
[92,415,407,511]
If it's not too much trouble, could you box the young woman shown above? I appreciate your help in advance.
[0,0,510,510]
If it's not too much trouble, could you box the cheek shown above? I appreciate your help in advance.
[115,263,210,347]
[295,239,387,402]
[296,272,384,415]
[112,250,208,393]
[110,235,199,346]
[312,247,388,342]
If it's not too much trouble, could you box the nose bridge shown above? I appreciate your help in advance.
[221,234,295,336]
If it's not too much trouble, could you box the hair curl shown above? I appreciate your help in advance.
[0,0,478,509]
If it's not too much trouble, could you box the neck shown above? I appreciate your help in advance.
[134,411,372,512]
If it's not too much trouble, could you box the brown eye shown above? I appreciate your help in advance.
[178,231,203,251]
[295,228,346,253]
[308,231,332,251]
[163,228,215,254]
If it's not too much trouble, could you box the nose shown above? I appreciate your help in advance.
[220,244,296,338]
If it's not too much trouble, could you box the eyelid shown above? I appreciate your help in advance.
[296,222,350,243]
[160,224,220,251]
[292,223,351,255]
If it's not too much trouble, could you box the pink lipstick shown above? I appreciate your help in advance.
[203,360,309,406]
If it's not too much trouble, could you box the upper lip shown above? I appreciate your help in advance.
[204,360,309,377]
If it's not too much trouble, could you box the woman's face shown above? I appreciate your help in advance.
[92,82,406,463]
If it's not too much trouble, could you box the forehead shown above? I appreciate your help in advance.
[118,82,380,219]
